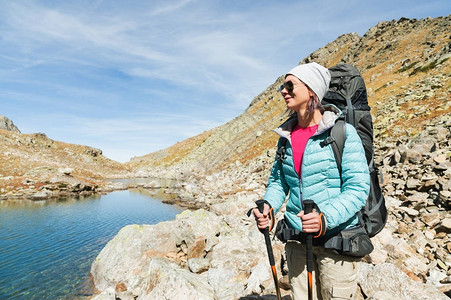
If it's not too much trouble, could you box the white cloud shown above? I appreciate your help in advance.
[150,0,195,16]
[17,110,223,162]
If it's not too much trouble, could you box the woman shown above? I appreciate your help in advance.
[253,62,370,300]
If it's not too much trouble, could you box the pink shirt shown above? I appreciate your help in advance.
[291,124,318,176]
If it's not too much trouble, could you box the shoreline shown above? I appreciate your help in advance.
[0,176,204,210]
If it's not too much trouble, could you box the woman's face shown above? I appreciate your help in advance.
[280,75,312,111]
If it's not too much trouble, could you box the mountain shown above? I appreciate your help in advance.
[1,16,449,201]
[0,129,129,199]
[126,16,451,177]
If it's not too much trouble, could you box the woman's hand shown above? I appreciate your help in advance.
[298,210,322,233]
[253,204,270,230]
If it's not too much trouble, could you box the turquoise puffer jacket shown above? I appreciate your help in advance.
[264,105,370,238]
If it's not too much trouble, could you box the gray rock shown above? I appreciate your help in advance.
[436,218,451,233]
[0,115,20,132]
[30,190,52,200]
[58,168,74,175]
[405,149,423,164]
[90,223,180,293]
[187,257,210,274]
[139,258,215,300]
[358,263,449,300]
[400,206,420,217]
[244,262,272,295]
[143,180,161,189]
[90,287,116,300]
[207,268,245,299]
[406,178,421,190]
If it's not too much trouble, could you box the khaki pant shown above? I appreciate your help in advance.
[286,241,360,300]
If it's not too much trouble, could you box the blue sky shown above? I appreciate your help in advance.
[0,1,448,162]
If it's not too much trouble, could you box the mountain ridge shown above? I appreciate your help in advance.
[126,15,450,177]
[0,128,130,199]
[0,15,449,198]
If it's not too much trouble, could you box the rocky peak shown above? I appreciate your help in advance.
[0,115,20,133]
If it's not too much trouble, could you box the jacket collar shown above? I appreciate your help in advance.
[273,104,342,142]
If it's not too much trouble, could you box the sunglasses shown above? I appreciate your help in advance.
[279,81,295,93]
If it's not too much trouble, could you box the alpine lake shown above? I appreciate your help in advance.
[0,178,184,299]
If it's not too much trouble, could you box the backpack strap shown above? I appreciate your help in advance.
[320,118,346,185]
[345,96,355,126]
[276,137,288,162]
[330,118,346,177]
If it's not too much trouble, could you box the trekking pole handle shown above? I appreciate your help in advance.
[303,199,315,278]
[256,200,265,214]
[304,199,314,214]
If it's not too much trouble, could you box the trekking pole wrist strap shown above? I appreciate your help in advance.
[313,213,327,238]
[253,199,275,232]
[307,202,327,238]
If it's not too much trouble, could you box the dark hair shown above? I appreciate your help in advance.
[307,92,323,114]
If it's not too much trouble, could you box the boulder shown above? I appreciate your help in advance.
[358,263,449,300]
[90,209,233,298]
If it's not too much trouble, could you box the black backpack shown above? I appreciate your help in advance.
[322,63,387,238]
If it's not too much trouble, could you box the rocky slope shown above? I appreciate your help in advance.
[90,16,451,299]
[127,16,450,176]
[0,122,130,200]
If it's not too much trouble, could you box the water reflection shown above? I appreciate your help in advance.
[0,187,183,299]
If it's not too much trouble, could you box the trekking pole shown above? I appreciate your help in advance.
[256,200,281,300]
[303,199,314,300]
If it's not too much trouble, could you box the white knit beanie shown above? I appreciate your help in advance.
[286,62,331,101]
